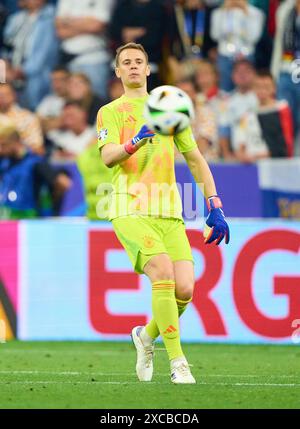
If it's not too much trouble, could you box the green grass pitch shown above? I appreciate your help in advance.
[0,341,299,409]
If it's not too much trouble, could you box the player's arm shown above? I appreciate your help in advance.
[100,125,155,168]
[183,147,230,245]
[100,143,131,168]
[183,147,217,199]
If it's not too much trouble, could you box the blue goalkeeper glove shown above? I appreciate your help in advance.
[124,125,155,154]
[204,196,230,245]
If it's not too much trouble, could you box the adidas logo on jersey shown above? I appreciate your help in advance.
[125,115,136,123]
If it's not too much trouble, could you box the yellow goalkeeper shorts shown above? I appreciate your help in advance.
[112,215,194,274]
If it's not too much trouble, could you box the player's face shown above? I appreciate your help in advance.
[115,49,150,89]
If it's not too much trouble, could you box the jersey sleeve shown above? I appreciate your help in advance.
[174,126,198,153]
[97,105,120,151]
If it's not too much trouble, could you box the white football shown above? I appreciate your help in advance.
[144,85,194,136]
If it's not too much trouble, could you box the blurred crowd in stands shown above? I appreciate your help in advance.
[0,0,299,219]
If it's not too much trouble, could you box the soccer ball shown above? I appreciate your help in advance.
[144,85,195,135]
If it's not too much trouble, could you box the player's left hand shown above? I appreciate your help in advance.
[204,196,230,245]
[132,124,155,145]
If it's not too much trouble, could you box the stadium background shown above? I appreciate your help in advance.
[0,0,300,410]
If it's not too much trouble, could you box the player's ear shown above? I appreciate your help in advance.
[115,67,121,78]
[146,65,151,77]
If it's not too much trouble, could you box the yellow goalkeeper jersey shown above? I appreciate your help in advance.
[97,94,197,221]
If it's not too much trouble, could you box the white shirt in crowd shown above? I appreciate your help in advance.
[232,112,269,157]
[56,0,115,64]
[37,95,66,118]
[210,5,265,57]
[219,90,258,128]
[49,126,96,156]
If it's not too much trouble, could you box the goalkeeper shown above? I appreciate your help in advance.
[97,43,230,384]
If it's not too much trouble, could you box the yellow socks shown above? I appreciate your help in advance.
[149,280,183,361]
[145,296,192,341]
[176,297,192,317]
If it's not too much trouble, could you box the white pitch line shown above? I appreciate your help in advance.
[0,371,299,379]
[204,382,300,387]
[201,374,300,379]
[0,371,135,376]
[0,350,127,355]
[0,381,151,385]
[0,380,299,387]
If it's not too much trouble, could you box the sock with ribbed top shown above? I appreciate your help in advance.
[148,280,184,360]
[142,296,192,345]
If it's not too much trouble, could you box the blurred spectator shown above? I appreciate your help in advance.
[232,70,294,162]
[0,0,57,14]
[231,69,294,162]
[55,0,115,100]
[0,82,44,154]
[231,113,270,163]
[48,101,96,159]
[177,0,217,59]
[250,0,279,69]
[77,139,113,220]
[3,0,58,110]
[0,0,26,15]
[254,70,293,157]
[176,77,218,160]
[218,59,258,159]
[210,0,264,92]
[194,59,229,145]
[0,122,71,219]
[109,0,169,90]
[108,77,124,101]
[37,66,69,136]
[271,0,300,155]
[0,2,8,51]
[66,73,106,125]
[167,0,217,82]
[0,59,14,84]
[195,59,220,98]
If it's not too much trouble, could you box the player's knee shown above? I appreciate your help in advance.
[144,254,175,283]
[176,281,194,301]
[150,266,175,283]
